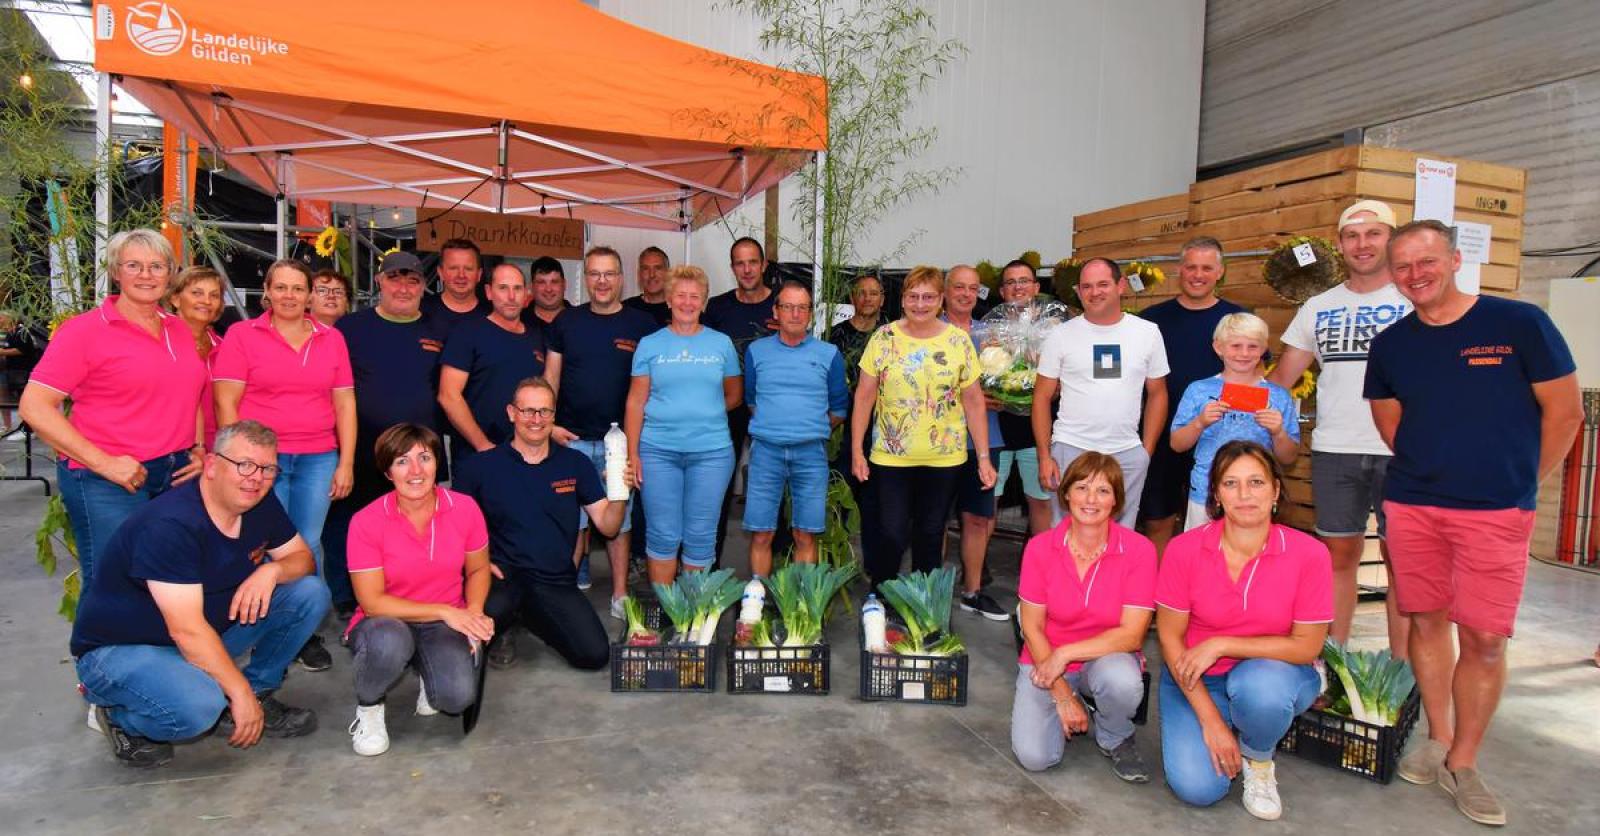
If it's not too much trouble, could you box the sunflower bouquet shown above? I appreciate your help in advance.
[972,298,1070,415]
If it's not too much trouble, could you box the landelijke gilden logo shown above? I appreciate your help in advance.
[125,1,185,56]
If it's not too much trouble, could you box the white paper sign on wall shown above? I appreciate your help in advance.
[1414,158,1458,226]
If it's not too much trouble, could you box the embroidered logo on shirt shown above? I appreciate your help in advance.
[248,542,268,565]
[419,338,443,353]
[1461,344,1513,367]
[614,339,638,353]
[552,478,577,494]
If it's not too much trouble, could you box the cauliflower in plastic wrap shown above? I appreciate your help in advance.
[971,298,1070,415]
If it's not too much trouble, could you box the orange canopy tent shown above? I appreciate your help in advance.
[90,0,827,262]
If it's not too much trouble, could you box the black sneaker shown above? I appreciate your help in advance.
[1100,738,1151,783]
[488,632,517,670]
[216,692,318,739]
[297,634,333,672]
[94,705,173,768]
[959,591,1010,622]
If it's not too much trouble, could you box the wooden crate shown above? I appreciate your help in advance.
[1072,192,1190,262]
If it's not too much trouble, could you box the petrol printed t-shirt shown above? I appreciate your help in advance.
[1170,375,1300,504]
[631,327,741,453]
[1364,295,1575,510]
[29,297,207,466]
[1037,314,1170,453]
[745,334,849,446]
[1281,283,1409,455]
[1139,297,1250,409]
[344,487,488,634]
[703,288,778,373]
[336,307,448,441]
[1155,522,1333,676]
[70,481,298,657]
[211,313,354,454]
[623,295,671,327]
[451,443,605,585]
[439,315,548,447]
[859,322,981,468]
[1016,519,1157,671]
[548,304,658,440]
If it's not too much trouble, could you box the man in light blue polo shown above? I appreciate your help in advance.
[742,281,849,577]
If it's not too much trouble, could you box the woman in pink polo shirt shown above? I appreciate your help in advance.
[165,265,226,448]
[1012,452,1156,783]
[344,424,495,756]
[1156,440,1332,821]
[21,229,208,585]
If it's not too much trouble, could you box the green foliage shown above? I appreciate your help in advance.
[763,561,857,646]
[878,566,958,654]
[34,494,78,620]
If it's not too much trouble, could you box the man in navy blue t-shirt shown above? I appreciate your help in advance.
[1137,237,1247,556]
[72,421,330,768]
[546,245,657,615]
[453,378,630,671]
[623,246,672,327]
[419,238,491,337]
[1365,220,1581,823]
[324,251,448,613]
[438,263,547,464]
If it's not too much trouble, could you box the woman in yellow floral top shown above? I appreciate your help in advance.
[851,266,996,589]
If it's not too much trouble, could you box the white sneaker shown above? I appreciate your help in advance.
[1241,758,1282,821]
[87,704,102,733]
[609,596,626,620]
[349,704,389,756]
[415,678,438,717]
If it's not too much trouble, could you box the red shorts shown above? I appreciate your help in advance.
[1383,501,1535,637]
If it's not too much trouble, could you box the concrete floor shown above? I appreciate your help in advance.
[0,467,1596,835]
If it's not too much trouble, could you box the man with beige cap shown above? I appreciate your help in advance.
[1268,200,1411,653]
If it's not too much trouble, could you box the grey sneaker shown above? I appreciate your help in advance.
[1398,738,1449,785]
[1099,738,1150,783]
[1439,767,1507,827]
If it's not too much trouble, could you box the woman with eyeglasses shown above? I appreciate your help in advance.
[21,229,209,586]
[850,265,995,589]
[165,265,227,448]
[213,258,357,672]
[624,265,742,583]
[310,268,353,327]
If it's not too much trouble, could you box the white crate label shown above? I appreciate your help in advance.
[1126,273,1145,293]
[901,681,926,700]
[1292,243,1317,267]
[976,285,990,300]
[763,676,791,692]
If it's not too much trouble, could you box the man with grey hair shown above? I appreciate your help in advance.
[71,420,331,768]
[1136,236,1249,557]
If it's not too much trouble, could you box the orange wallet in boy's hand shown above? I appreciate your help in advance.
[1220,382,1270,412]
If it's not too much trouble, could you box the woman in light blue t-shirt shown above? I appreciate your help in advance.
[624,265,743,582]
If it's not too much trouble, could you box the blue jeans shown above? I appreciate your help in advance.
[639,443,733,568]
[58,449,188,587]
[568,439,633,588]
[75,576,331,741]
[742,438,828,533]
[271,450,339,574]
[1159,658,1320,807]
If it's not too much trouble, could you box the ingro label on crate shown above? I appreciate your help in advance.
[901,681,926,701]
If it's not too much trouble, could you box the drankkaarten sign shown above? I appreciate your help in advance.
[423,210,585,260]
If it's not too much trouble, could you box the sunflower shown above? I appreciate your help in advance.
[313,227,340,258]
[1123,260,1166,292]
[1265,361,1317,401]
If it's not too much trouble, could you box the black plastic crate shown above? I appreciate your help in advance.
[609,598,721,693]
[1277,685,1421,783]
[858,634,968,705]
[726,643,830,695]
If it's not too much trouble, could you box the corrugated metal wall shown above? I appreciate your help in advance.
[1203,0,1600,561]
[593,0,1204,293]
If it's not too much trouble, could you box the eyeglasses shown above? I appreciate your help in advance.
[314,286,347,298]
[904,292,942,304]
[119,261,170,276]
[215,452,282,478]
[585,270,622,281]
[512,406,556,420]
[775,303,810,314]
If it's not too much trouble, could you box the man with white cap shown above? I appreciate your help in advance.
[1268,200,1411,653]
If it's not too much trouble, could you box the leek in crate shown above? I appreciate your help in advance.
[653,568,744,645]
[762,562,858,646]
[878,566,964,655]
[1321,639,1416,727]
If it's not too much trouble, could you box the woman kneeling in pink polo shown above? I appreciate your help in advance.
[344,424,495,756]
[1013,452,1156,783]
[1156,440,1332,821]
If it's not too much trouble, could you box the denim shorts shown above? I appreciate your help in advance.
[742,438,828,533]
[568,438,632,533]
[1310,451,1390,538]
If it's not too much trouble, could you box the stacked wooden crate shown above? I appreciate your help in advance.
[1068,145,1529,532]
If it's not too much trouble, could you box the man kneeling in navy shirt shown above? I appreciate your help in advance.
[453,377,630,670]
[72,420,331,767]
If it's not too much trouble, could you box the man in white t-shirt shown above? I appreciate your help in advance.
[1033,257,1170,528]
[1268,199,1412,652]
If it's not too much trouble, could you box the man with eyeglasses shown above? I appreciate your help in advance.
[421,238,491,337]
[623,246,672,327]
[741,281,848,577]
[71,420,331,768]
[324,251,449,616]
[540,246,656,625]
[438,263,548,465]
[453,377,630,671]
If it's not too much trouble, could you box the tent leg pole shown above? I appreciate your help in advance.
[812,150,825,333]
[94,72,112,301]
[274,156,288,258]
